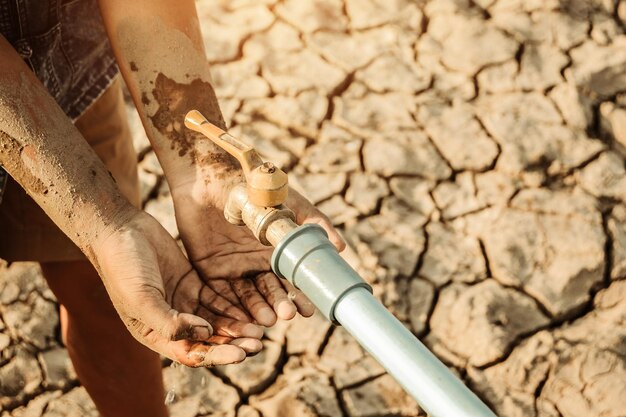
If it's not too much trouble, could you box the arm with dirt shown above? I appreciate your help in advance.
[0,36,263,366]
[99,0,346,326]
[0,36,133,263]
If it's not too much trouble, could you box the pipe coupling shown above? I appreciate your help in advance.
[224,184,296,245]
[242,204,295,246]
[271,224,372,323]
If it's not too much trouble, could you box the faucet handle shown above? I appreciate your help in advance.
[184,110,288,207]
[184,110,264,175]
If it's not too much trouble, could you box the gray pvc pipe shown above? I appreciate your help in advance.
[336,287,497,417]
[271,224,497,417]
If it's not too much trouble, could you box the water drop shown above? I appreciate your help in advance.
[201,375,206,387]
[164,389,176,405]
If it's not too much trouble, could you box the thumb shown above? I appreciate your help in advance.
[288,189,347,251]
[129,290,213,342]
[303,212,346,252]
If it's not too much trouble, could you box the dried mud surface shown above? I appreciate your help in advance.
[2,0,626,416]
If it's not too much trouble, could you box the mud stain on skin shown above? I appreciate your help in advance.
[141,92,150,106]
[148,73,239,176]
[0,131,47,194]
[130,61,139,72]
[117,16,244,186]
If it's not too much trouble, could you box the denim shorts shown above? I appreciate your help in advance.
[1,0,119,120]
[0,0,120,202]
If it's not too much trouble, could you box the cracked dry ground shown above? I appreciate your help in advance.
[2,0,626,416]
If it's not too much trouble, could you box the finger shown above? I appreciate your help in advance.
[288,189,346,251]
[229,338,263,354]
[282,279,316,317]
[196,306,264,339]
[169,270,250,323]
[207,335,264,354]
[142,337,243,367]
[207,335,234,344]
[255,272,297,320]
[187,343,247,367]
[199,285,251,322]
[153,339,203,367]
[129,285,213,342]
[231,279,277,326]
[206,279,241,307]
[304,212,346,252]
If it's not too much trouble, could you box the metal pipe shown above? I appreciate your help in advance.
[224,184,296,245]
[335,287,497,417]
[271,224,497,417]
[266,217,298,247]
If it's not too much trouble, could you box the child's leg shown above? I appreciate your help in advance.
[41,260,168,417]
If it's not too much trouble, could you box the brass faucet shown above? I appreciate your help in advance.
[184,110,296,246]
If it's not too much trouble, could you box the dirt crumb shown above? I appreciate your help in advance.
[0,131,47,195]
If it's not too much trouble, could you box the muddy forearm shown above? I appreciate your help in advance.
[98,0,244,208]
[0,40,136,260]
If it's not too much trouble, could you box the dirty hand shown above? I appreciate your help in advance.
[173,187,346,326]
[92,209,264,366]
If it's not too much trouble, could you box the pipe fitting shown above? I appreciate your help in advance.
[224,184,296,245]
[271,224,372,323]
[242,204,295,246]
[224,184,248,226]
